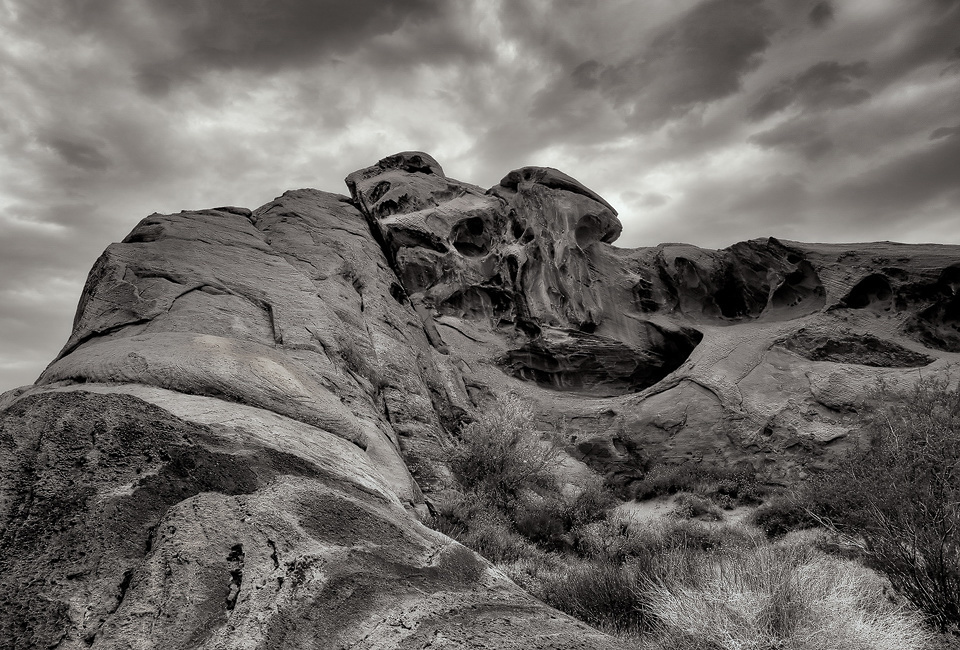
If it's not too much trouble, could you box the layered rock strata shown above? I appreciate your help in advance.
[2,151,959,648]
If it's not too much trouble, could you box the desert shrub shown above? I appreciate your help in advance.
[574,517,758,566]
[567,474,619,527]
[448,395,561,509]
[650,519,760,555]
[807,377,960,631]
[462,519,537,564]
[426,490,479,540]
[512,494,569,550]
[632,463,764,506]
[647,544,933,650]
[749,495,817,538]
[497,551,567,592]
[713,470,765,505]
[573,515,653,563]
[632,464,704,500]
[671,492,723,521]
[538,559,655,636]
[426,491,539,563]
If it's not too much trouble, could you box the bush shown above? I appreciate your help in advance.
[512,494,569,550]
[448,395,561,509]
[426,491,541,563]
[671,492,723,521]
[538,559,655,636]
[631,464,704,500]
[573,517,758,565]
[749,495,817,538]
[809,377,960,632]
[573,516,650,563]
[647,544,933,650]
[567,474,618,528]
[631,463,764,506]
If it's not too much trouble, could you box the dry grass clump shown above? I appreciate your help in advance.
[647,543,933,650]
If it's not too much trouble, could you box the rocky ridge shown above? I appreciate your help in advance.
[1,151,958,648]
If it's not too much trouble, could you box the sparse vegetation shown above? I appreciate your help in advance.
[631,463,764,507]
[670,492,724,521]
[426,394,938,648]
[796,377,960,633]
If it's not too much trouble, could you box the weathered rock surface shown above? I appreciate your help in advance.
[2,151,959,648]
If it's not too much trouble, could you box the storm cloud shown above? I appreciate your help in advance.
[1,0,959,390]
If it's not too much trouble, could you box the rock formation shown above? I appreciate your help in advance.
[2,151,958,648]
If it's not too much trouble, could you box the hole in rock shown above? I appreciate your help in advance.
[450,216,492,257]
[574,214,603,248]
[374,194,414,218]
[714,276,758,319]
[501,325,702,396]
[768,261,826,314]
[940,264,960,294]
[389,282,407,304]
[368,180,391,204]
[908,293,960,353]
[438,287,514,321]
[511,217,525,240]
[842,274,893,310]
[399,260,441,294]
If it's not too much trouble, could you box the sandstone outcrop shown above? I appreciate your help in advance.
[2,151,959,648]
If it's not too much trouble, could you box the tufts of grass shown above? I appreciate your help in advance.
[646,543,933,650]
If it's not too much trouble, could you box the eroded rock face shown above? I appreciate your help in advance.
[3,151,960,648]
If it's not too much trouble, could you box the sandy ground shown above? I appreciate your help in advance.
[614,494,757,527]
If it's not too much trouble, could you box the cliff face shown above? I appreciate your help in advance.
[2,151,958,648]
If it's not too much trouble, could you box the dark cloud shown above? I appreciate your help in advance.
[750,60,870,120]
[749,117,834,159]
[808,2,835,28]
[829,130,960,220]
[14,0,480,94]
[600,0,778,128]
[638,192,671,208]
[868,1,960,83]
[44,137,111,171]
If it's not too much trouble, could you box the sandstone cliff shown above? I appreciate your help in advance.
[2,151,958,648]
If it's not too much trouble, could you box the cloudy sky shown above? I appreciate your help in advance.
[1,0,959,392]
